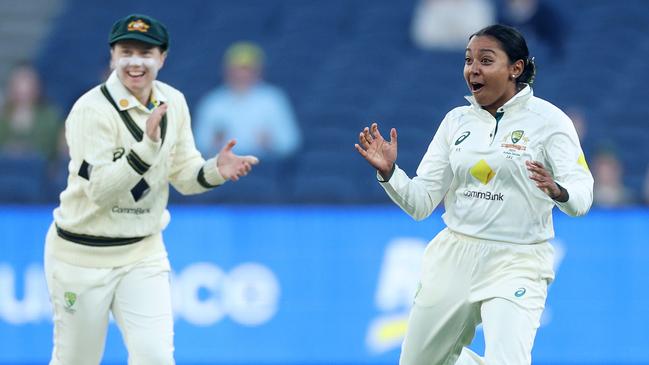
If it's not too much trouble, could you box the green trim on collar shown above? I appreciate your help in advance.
[100,84,167,145]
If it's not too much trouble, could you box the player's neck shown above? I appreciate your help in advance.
[130,87,153,106]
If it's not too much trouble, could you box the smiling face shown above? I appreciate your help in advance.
[464,35,523,116]
[110,40,166,104]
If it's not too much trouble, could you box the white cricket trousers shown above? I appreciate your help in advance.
[44,251,175,365]
[399,228,555,365]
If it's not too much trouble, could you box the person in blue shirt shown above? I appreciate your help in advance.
[194,42,301,161]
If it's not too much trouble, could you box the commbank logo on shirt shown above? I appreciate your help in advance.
[112,206,151,215]
[464,190,504,201]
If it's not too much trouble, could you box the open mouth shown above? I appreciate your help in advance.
[127,70,145,79]
[470,82,484,93]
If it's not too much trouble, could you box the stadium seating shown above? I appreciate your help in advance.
[0,155,47,203]
[29,0,649,204]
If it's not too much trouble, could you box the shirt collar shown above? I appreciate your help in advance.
[105,71,168,112]
[464,84,533,114]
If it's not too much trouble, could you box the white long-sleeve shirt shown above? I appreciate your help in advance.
[49,71,225,267]
[380,86,593,244]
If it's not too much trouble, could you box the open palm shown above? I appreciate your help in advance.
[216,140,259,181]
[354,123,398,179]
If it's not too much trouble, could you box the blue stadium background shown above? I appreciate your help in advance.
[1,0,648,364]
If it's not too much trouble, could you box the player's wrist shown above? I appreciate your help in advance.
[551,182,569,202]
[377,162,396,182]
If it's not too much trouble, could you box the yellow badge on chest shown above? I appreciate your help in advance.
[470,159,496,185]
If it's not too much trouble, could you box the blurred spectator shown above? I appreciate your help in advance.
[193,42,301,160]
[592,149,633,207]
[410,0,495,50]
[643,166,649,205]
[498,0,566,59]
[0,62,62,160]
[566,106,593,158]
[567,107,587,140]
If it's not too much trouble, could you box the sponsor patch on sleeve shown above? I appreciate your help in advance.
[577,153,589,171]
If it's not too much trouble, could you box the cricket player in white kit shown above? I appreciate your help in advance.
[355,25,593,365]
[44,14,258,365]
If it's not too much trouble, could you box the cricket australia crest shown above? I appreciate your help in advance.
[64,291,77,313]
[511,130,524,144]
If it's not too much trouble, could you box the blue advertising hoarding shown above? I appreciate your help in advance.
[0,206,647,364]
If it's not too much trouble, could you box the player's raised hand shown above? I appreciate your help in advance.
[145,103,168,142]
[355,122,398,180]
[526,160,561,199]
[216,139,259,181]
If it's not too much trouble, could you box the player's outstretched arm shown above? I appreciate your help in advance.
[354,122,398,181]
[216,139,259,181]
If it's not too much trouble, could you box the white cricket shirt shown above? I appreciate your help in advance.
[380,86,594,244]
[49,71,225,267]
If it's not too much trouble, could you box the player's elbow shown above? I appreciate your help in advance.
[560,198,592,217]
[411,214,428,222]
[571,202,592,217]
[407,198,437,221]
[569,190,593,217]
[409,209,433,221]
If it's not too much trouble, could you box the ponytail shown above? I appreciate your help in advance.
[518,56,536,86]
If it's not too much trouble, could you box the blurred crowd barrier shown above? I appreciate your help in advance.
[1,205,647,364]
[1,0,648,205]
